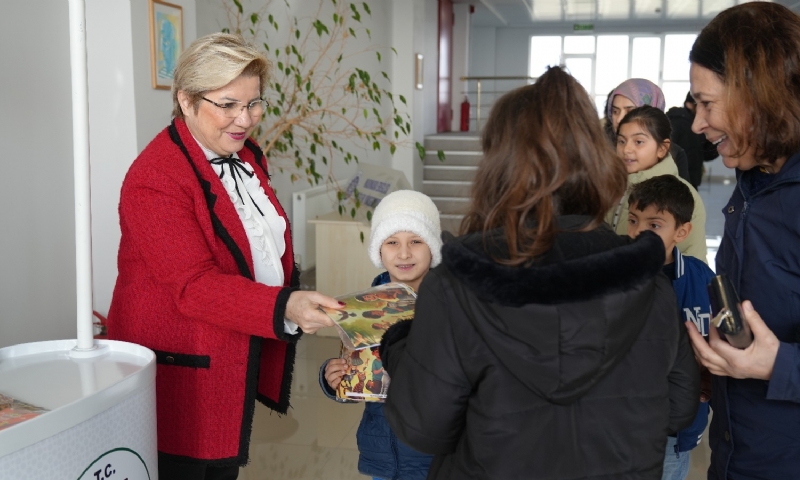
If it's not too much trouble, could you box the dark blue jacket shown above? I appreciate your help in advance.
[670,247,715,453]
[711,154,800,479]
[318,272,433,480]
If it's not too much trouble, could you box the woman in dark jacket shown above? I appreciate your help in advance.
[379,66,699,479]
[686,4,800,478]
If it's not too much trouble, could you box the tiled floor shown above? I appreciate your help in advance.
[239,334,367,480]
[240,179,739,479]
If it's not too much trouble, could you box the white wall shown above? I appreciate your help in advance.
[132,0,198,151]
[390,0,420,188]
[88,0,196,318]
[0,1,77,348]
[408,0,442,187]
[0,0,197,348]
[84,0,138,327]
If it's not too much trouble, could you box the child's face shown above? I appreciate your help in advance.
[380,231,432,291]
[627,203,691,264]
[616,121,669,174]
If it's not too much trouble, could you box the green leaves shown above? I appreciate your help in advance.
[312,19,329,36]
[222,0,423,225]
[415,142,426,160]
[350,3,361,22]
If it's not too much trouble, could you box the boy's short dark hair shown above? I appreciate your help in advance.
[628,175,694,226]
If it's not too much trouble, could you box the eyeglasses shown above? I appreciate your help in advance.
[201,97,268,118]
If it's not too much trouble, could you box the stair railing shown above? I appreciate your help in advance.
[460,76,537,130]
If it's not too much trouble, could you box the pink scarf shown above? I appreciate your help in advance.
[606,78,666,119]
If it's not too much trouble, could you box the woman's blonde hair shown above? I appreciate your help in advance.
[171,33,271,119]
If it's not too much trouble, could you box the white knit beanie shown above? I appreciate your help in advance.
[368,190,443,269]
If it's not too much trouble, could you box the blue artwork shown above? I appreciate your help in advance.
[152,2,182,88]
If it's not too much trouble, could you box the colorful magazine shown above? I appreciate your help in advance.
[0,393,48,431]
[318,283,416,402]
[318,283,416,350]
[335,343,390,402]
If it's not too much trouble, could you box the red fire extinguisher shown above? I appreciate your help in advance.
[460,96,470,132]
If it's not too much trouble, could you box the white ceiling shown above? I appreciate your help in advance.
[454,0,794,28]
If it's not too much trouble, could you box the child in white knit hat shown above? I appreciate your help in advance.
[366,189,443,291]
[319,189,442,480]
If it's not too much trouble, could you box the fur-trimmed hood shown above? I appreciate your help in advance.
[438,216,667,404]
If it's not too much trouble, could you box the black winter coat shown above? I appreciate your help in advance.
[382,218,700,480]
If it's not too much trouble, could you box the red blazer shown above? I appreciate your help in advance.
[108,118,300,466]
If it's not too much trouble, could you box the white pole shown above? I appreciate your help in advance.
[68,0,95,351]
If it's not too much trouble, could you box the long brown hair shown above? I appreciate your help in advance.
[690,2,800,164]
[461,66,626,266]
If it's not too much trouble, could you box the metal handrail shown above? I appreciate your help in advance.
[460,76,537,129]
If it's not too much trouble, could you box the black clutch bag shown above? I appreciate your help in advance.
[707,274,753,349]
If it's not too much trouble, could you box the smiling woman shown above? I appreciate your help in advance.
[107,33,344,480]
[685,3,800,479]
[179,75,261,157]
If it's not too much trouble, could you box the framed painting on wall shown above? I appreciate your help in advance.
[149,0,183,90]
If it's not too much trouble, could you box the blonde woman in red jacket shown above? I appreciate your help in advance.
[107,33,341,480]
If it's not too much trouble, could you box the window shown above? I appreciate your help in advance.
[631,37,661,84]
[529,36,562,79]
[530,32,698,116]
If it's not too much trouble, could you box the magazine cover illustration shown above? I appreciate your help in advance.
[336,344,390,402]
[0,393,49,431]
[319,283,416,350]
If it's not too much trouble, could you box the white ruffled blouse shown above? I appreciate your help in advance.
[195,139,298,334]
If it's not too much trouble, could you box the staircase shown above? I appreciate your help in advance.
[421,132,482,234]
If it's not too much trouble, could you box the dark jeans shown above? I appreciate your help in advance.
[158,452,239,480]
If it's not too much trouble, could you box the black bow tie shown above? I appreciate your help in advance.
[209,155,253,179]
[209,156,264,216]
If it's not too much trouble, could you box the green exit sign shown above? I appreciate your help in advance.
[573,23,594,32]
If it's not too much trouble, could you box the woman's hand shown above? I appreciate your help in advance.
[324,358,348,390]
[285,290,341,334]
[685,300,780,380]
